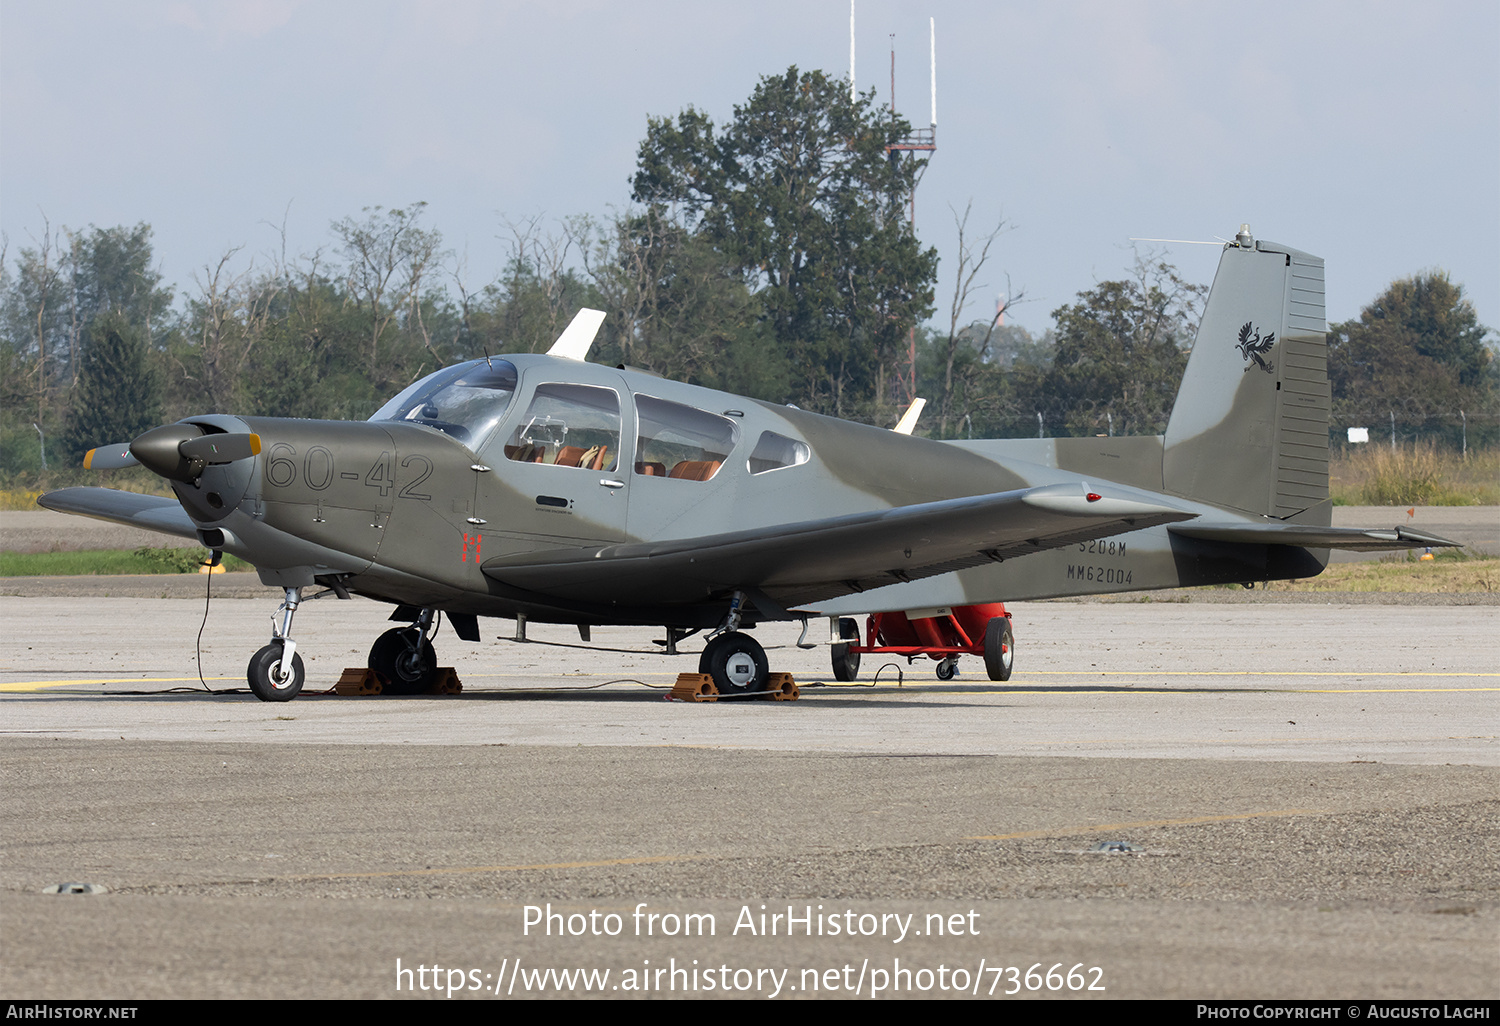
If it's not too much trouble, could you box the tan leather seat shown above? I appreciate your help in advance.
[667,460,722,481]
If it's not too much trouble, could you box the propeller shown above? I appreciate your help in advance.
[82,444,138,470]
[84,425,262,482]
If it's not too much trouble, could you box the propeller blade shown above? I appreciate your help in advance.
[83,445,140,470]
[179,433,262,465]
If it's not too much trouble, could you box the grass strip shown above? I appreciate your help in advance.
[0,547,253,576]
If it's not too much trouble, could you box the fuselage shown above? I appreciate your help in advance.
[172,353,1324,628]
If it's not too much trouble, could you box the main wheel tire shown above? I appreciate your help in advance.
[704,631,769,695]
[831,617,861,681]
[983,616,1014,682]
[369,627,437,695]
[247,643,304,702]
[935,658,958,681]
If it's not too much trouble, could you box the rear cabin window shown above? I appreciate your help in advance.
[504,383,620,471]
[747,431,810,475]
[633,395,739,482]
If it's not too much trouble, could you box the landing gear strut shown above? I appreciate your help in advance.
[247,587,305,702]
[369,608,439,694]
[698,591,770,695]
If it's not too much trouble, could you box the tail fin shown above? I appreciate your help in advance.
[1163,233,1329,518]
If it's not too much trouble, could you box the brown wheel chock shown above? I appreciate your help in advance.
[334,668,384,696]
[764,673,799,701]
[670,673,720,702]
[426,667,463,695]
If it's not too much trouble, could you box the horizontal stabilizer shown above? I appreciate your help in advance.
[36,487,199,541]
[1170,522,1460,551]
[484,481,1197,608]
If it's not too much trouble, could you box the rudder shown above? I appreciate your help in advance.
[1163,231,1329,518]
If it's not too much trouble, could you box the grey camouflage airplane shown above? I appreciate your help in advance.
[41,227,1455,701]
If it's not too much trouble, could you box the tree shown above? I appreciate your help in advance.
[1044,255,1206,437]
[931,203,1016,437]
[1327,272,1496,446]
[58,312,162,465]
[573,208,782,399]
[331,203,444,388]
[632,67,937,419]
[164,249,283,416]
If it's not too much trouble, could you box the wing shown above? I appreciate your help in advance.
[36,487,200,541]
[1170,521,1459,551]
[482,481,1197,608]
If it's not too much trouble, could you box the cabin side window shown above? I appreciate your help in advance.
[504,383,620,471]
[746,431,810,475]
[633,395,739,481]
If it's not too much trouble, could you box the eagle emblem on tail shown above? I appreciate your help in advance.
[1236,321,1276,374]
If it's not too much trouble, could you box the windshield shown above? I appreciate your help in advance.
[369,359,519,445]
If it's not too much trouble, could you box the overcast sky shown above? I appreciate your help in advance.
[2,0,1496,341]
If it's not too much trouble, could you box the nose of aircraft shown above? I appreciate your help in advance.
[87,422,263,483]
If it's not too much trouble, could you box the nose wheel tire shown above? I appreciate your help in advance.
[935,657,958,681]
[831,617,862,681]
[983,617,1014,682]
[700,631,769,696]
[247,644,305,702]
[369,627,438,695]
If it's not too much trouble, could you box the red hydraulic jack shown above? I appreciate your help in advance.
[829,603,1014,682]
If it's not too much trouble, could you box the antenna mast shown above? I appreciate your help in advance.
[880,18,937,403]
[849,1,856,103]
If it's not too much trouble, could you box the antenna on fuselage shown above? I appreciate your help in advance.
[547,308,607,361]
[892,397,926,434]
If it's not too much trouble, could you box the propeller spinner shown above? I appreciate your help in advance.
[84,425,261,482]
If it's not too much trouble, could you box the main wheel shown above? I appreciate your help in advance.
[935,657,958,681]
[703,631,769,696]
[369,627,437,695]
[983,616,1014,682]
[831,617,861,681]
[247,643,304,702]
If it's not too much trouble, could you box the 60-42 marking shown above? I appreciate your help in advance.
[263,445,433,500]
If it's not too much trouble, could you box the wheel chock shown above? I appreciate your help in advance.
[671,673,719,701]
[765,673,799,701]
[427,667,463,695]
[334,668,384,696]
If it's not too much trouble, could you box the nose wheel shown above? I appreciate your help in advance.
[247,586,305,702]
[247,644,304,701]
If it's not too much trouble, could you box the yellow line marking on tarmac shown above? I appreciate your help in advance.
[0,677,235,692]
[1019,671,1499,677]
[965,808,1326,841]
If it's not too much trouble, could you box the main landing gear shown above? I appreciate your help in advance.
[369,610,440,695]
[699,631,769,695]
[697,591,771,696]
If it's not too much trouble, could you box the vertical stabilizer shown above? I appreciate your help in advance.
[1163,235,1328,517]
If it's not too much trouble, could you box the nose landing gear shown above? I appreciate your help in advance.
[247,587,305,702]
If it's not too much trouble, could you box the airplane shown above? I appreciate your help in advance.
[40,226,1457,702]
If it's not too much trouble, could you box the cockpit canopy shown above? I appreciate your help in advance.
[370,359,519,445]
